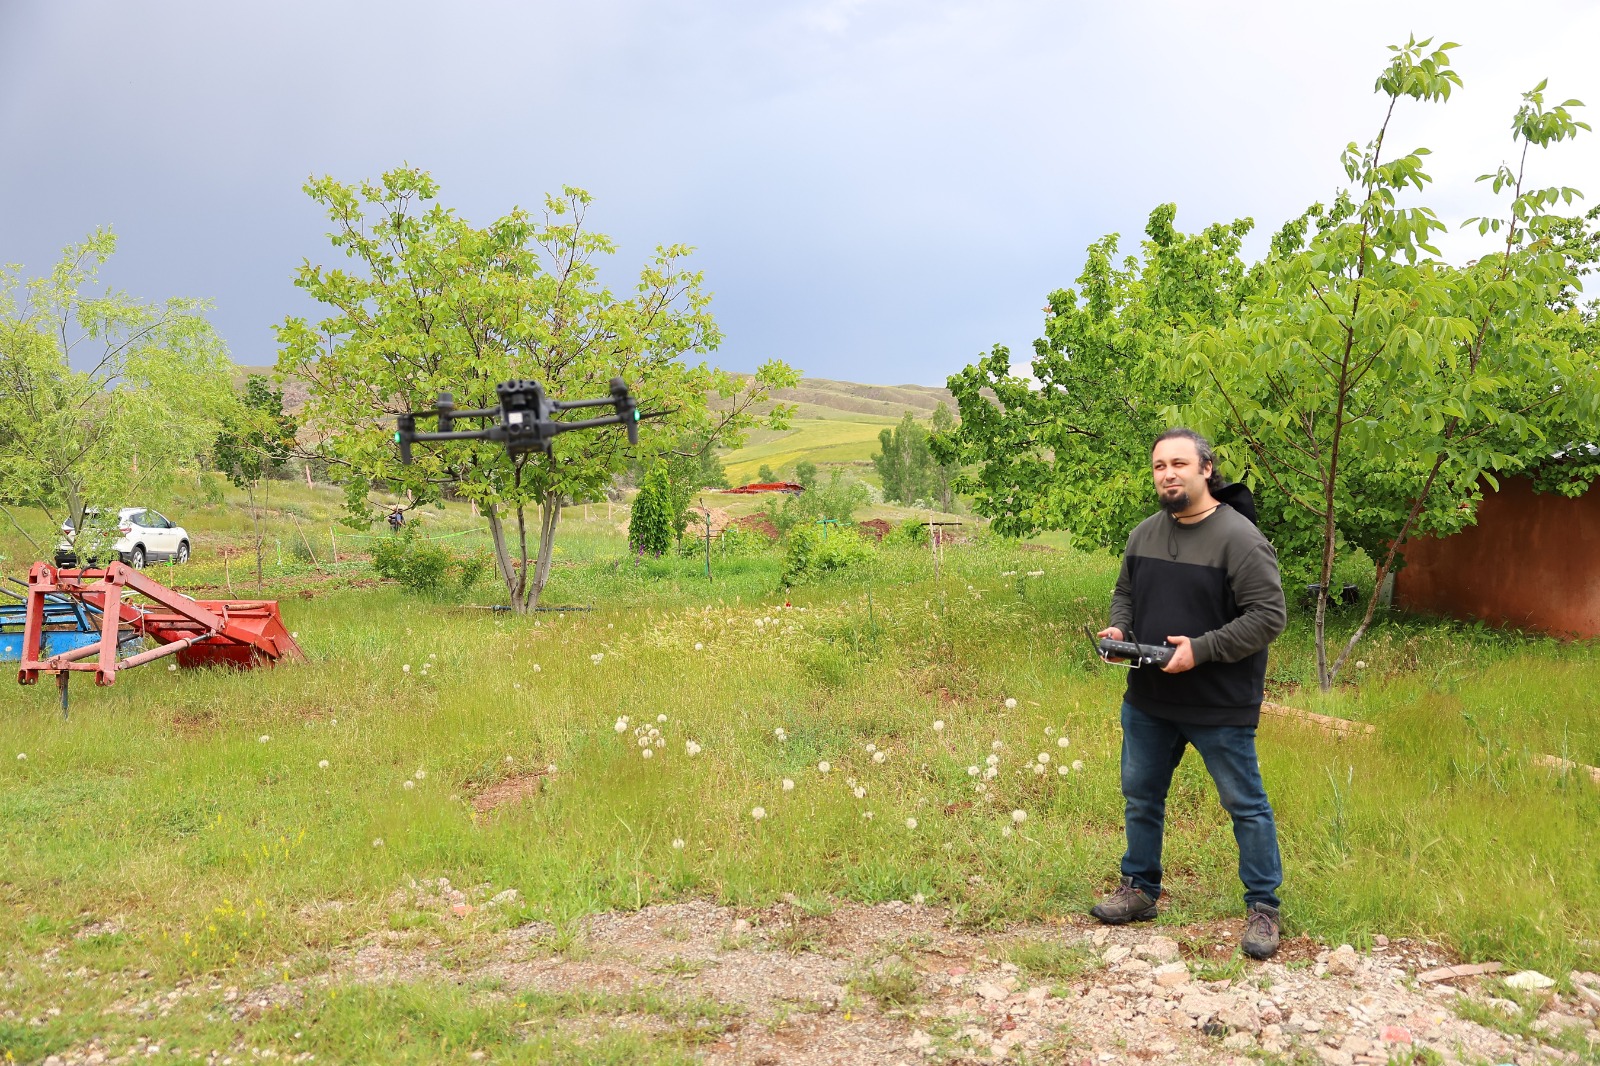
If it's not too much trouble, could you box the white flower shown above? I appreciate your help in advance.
[1032,764,1046,775]
[912,893,926,905]
[402,664,411,673]
[1057,736,1071,749]
[932,720,945,732]
[693,642,704,651]
[774,728,787,740]
[905,817,918,830]
[853,786,866,799]
[1026,570,1044,577]
[414,769,426,780]
[872,751,886,764]
[318,760,329,769]
[1001,825,1013,837]
[1004,697,1017,709]
[967,766,979,777]
[532,664,541,672]
[15,753,26,761]
[641,748,653,760]
[504,755,514,764]
[258,735,271,744]
[291,632,299,640]
[546,764,558,774]
[1057,765,1070,776]
[615,719,629,734]
[862,810,874,820]
[983,766,998,780]
[991,740,1003,751]
[975,782,988,793]
[1356,660,1368,669]
[1071,760,1084,771]
[818,761,830,773]
[657,714,668,723]
[330,719,337,726]
[168,663,177,672]
[653,736,665,749]
[1036,752,1050,764]
[372,838,384,848]
[864,743,876,754]
[685,741,702,757]
[403,780,415,790]
[751,806,766,821]
[429,652,436,660]
[672,838,685,850]
[782,778,794,791]
[985,753,999,767]
[846,777,857,787]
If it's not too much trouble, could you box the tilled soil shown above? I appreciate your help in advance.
[30,889,1600,1065]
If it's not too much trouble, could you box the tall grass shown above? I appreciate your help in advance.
[3,493,1598,1058]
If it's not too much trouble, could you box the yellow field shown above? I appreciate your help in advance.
[722,416,902,485]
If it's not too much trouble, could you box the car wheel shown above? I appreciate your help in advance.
[176,540,190,564]
[130,545,146,568]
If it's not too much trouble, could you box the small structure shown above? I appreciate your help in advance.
[1396,474,1600,638]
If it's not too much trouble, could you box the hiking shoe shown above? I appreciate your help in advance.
[1242,903,1281,959]
[1089,877,1159,924]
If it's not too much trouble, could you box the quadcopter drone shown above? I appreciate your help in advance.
[394,377,642,463]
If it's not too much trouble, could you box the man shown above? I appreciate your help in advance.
[1091,428,1288,959]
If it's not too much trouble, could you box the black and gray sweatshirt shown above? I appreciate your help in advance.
[1109,505,1287,727]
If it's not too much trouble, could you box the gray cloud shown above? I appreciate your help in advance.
[3,0,1596,383]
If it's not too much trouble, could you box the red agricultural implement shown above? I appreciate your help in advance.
[16,561,303,714]
[721,482,805,495]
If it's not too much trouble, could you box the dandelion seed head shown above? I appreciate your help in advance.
[991,740,1003,751]
[653,737,665,749]
[864,743,876,754]
[414,769,426,780]
[1037,753,1050,764]
[16,753,26,761]
[985,753,999,767]
[614,718,629,733]
[685,740,702,757]
[1004,697,1017,709]
[872,751,886,764]
[1001,825,1013,837]
[862,810,873,820]
[1033,763,1046,775]
[168,663,178,672]
[532,664,541,672]
[853,786,866,799]
[782,778,794,791]
[330,719,337,726]
[258,735,271,744]
[818,761,830,773]
[983,766,998,780]
[1057,736,1071,749]
[403,780,415,790]
[657,714,668,723]
[1356,660,1368,669]
[912,893,926,905]
[402,664,410,673]
[1058,764,1070,775]
[905,817,918,830]
[372,838,384,848]
[750,806,766,821]
[693,642,704,651]
[1072,759,1084,771]
[967,765,979,776]
[546,764,558,774]
[317,759,329,769]
[641,748,653,760]
[932,720,945,732]
[505,755,514,764]
[672,838,685,850]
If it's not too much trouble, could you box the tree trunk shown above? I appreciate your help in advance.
[525,491,563,612]
[484,503,524,610]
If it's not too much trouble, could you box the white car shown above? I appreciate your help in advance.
[56,507,192,568]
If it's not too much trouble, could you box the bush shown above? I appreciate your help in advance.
[629,466,675,556]
[782,524,876,584]
[370,526,482,595]
[882,520,930,549]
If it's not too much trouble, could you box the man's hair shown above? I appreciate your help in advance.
[1152,427,1224,493]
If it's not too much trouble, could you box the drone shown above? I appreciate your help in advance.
[394,377,642,463]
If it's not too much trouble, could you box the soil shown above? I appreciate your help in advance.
[35,895,1600,1065]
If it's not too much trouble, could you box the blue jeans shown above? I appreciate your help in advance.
[1118,700,1282,910]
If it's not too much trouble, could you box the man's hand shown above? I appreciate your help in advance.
[1162,635,1196,673]
[1096,626,1125,663]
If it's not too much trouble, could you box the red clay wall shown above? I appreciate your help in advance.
[1395,475,1600,638]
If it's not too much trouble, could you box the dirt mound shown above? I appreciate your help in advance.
[684,505,734,535]
[731,515,780,541]
[470,770,551,813]
[857,518,891,541]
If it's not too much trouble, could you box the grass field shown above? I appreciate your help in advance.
[721,416,901,486]
[3,485,1598,1062]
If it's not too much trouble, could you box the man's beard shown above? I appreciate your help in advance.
[1158,488,1191,515]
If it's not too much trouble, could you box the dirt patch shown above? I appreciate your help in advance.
[471,770,551,813]
[857,519,891,541]
[731,515,780,542]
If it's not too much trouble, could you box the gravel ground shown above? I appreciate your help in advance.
[23,886,1600,1065]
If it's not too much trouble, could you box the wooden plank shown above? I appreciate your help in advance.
[1531,754,1600,785]
[1418,962,1503,983]
[1261,702,1376,737]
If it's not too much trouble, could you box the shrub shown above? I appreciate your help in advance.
[371,526,454,594]
[629,466,675,556]
[882,520,930,549]
[782,524,876,584]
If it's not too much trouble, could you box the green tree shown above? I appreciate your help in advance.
[935,204,1253,548]
[214,376,300,587]
[875,405,960,509]
[278,168,798,612]
[0,230,235,550]
[1186,38,1599,689]
[756,463,777,484]
[628,464,675,556]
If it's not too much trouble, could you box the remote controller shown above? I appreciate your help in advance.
[1083,626,1174,668]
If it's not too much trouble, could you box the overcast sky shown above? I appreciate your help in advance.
[2,0,1597,387]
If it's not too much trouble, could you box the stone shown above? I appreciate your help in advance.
[1314,1048,1353,1066]
[1181,993,1233,1019]
[1326,945,1360,976]
[1342,1035,1372,1056]
[1380,1025,1412,1044]
[1136,936,1182,963]
[1504,970,1555,991]
[1217,1002,1261,1033]
[976,982,1010,1002]
[1154,963,1191,988]
[1024,986,1049,1006]
[1373,934,1389,947]
[1103,945,1131,964]
[1115,958,1152,974]
[905,1031,933,1050]
[487,889,520,907]
[1223,1032,1255,1050]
